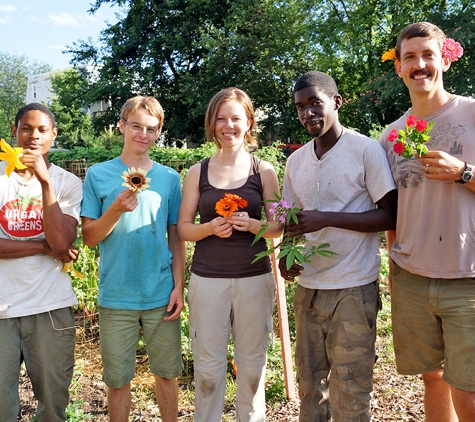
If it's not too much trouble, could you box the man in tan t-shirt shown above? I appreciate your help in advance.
[379,22,475,421]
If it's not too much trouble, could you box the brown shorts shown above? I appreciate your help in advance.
[391,262,475,391]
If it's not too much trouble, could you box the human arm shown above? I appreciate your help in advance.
[418,151,475,193]
[81,189,139,248]
[164,224,186,321]
[177,164,233,241]
[226,160,284,238]
[285,189,398,237]
[20,149,79,258]
[0,238,48,259]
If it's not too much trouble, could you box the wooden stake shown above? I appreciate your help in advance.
[270,238,296,399]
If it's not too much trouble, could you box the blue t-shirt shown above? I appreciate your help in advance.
[81,157,182,310]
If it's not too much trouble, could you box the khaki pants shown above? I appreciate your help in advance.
[187,272,275,422]
[0,308,76,422]
[294,282,379,422]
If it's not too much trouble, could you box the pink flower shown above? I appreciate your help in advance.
[442,38,464,62]
[388,129,398,142]
[393,142,406,155]
[269,202,278,214]
[406,115,417,127]
[280,200,292,209]
[415,119,428,132]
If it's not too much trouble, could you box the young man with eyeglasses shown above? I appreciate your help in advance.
[81,96,185,422]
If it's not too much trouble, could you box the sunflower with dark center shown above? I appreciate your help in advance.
[121,167,151,193]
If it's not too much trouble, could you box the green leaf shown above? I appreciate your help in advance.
[251,223,268,246]
[285,251,294,270]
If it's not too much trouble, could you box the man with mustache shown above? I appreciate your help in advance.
[280,71,397,421]
[379,22,475,421]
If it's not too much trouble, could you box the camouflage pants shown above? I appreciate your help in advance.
[293,282,379,422]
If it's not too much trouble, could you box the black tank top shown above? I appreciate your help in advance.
[191,155,272,278]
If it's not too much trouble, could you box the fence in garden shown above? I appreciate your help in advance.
[56,159,198,181]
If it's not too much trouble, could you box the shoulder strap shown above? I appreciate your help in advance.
[199,157,211,190]
[250,154,260,175]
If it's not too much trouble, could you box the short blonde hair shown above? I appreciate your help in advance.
[204,87,258,150]
[396,22,446,61]
[120,96,165,129]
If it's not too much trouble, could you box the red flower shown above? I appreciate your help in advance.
[393,142,406,155]
[415,119,428,132]
[388,129,398,142]
[406,115,417,127]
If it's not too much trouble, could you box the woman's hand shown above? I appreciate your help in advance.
[227,211,250,232]
[209,217,234,238]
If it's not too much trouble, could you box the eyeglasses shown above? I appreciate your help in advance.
[121,119,160,136]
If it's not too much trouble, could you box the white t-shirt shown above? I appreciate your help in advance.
[0,162,83,318]
[283,128,396,289]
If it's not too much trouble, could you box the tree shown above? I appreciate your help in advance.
[49,68,99,149]
[66,0,315,145]
[66,0,475,145]
[309,0,475,133]
[0,52,51,139]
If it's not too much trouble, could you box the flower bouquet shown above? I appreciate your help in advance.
[215,193,248,217]
[387,115,434,159]
[252,193,337,270]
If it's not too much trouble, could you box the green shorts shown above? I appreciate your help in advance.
[392,262,475,391]
[99,306,183,389]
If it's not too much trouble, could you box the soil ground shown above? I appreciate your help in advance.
[18,319,425,421]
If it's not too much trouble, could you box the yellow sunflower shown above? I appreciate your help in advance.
[121,167,151,192]
[0,138,27,177]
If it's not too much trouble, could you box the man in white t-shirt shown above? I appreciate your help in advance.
[280,71,397,421]
[0,103,83,421]
[379,22,475,421]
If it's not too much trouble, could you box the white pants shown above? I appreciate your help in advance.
[187,272,276,422]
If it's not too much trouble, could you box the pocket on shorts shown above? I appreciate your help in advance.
[391,261,403,278]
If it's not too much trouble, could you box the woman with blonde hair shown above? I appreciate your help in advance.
[178,87,282,421]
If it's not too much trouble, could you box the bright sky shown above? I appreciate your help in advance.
[0,1,122,70]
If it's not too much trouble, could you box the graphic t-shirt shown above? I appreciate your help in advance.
[380,95,475,278]
[0,162,83,318]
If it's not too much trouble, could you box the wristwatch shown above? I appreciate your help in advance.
[457,162,473,184]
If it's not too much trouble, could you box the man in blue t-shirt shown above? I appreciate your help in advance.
[81,96,185,422]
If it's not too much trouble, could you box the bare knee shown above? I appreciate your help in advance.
[422,369,445,387]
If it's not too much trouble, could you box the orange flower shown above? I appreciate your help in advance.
[215,193,247,217]
[223,193,248,208]
[381,48,397,62]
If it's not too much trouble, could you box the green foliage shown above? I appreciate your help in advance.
[65,0,316,145]
[66,367,93,421]
[0,52,51,139]
[49,68,100,149]
[68,241,100,316]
